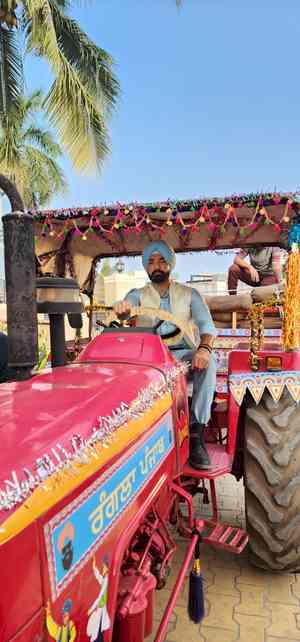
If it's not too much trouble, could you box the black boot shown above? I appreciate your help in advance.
[189,424,212,470]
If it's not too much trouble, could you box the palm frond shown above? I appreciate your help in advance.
[0,124,20,166]
[0,85,68,207]
[25,145,66,190]
[0,1,17,11]
[45,51,109,172]
[49,1,119,113]
[23,0,112,170]
[21,88,44,112]
[18,145,66,207]
[0,24,23,114]
[24,0,60,69]
[23,126,63,157]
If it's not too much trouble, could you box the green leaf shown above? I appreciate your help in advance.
[49,1,119,112]
[45,52,110,172]
[0,24,23,114]
[0,88,67,207]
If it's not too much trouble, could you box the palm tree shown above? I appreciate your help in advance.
[0,1,119,172]
[0,89,67,208]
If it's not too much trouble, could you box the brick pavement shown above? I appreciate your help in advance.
[149,475,300,642]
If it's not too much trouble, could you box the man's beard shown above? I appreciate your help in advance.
[149,270,170,284]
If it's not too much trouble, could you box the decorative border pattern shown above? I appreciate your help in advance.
[229,371,300,405]
[217,329,281,337]
[0,362,186,513]
[44,413,173,600]
[216,376,228,394]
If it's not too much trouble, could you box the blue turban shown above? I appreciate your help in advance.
[62,599,72,614]
[142,241,176,271]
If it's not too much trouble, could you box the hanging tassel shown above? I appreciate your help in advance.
[188,536,205,623]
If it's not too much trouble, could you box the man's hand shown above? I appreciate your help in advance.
[114,301,131,319]
[246,265,260,283]
[192,348,211,370]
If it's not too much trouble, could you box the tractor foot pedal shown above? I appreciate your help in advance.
[202,522,248,554]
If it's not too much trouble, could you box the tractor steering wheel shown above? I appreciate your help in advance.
[104,306,186,347]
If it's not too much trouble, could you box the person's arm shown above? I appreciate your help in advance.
[46,608,59,640]
[234,249,259,282]
[70,622,77,642]
[93,563,103,586]
[114,289,141,319]
[271,248,282,283]
[190,289,217,370]
[233,249,249,270]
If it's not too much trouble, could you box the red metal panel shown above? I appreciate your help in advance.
[8,610,44,642]
[36,411,177,641]
[228,348,300,375]
[78,332,174,367]
[0,523,42,642]
[0,361,167,528]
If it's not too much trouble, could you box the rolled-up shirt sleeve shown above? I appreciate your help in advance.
[124,288,141,306]
[191,288,217,337]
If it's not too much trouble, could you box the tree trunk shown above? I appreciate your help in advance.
[0,173,24,212]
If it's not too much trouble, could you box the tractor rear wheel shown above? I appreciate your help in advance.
[244,389,300,571]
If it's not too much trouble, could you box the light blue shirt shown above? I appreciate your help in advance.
[125,285,217,351]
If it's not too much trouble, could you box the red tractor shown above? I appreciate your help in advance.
[1,183,300,641]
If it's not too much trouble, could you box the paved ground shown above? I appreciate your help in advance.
[150,474,300,642]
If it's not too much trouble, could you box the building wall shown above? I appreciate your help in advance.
[186,272,250,296]
[94,271,147,306]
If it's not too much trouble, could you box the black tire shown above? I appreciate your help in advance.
[244,389,300,572]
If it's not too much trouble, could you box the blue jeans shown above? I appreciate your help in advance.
[171,348,217,425]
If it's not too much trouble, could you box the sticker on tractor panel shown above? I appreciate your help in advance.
[44,411,173,599]
[46,598,77,641]
[86,555,111,642]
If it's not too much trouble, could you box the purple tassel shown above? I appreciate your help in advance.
[188,538,205,623]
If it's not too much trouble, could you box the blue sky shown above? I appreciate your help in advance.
[3,0,300,279]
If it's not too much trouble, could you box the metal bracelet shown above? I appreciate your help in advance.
[198,344,212,353]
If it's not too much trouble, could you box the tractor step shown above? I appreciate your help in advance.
[183,443,233,479]
[202,522,248,554]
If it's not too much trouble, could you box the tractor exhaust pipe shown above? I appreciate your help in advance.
[0,174,38,380]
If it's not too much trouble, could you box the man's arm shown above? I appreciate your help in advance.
[70,622,77,642]
[114,288,141,319]
[234,249,259,283]
[271,248,282,283]
[46,612,59,640]
[234,249,249,270]
[190,289,217,369]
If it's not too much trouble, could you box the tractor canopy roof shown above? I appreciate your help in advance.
[32,192,298,292]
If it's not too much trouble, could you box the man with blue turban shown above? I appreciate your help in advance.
[114,240,217,469]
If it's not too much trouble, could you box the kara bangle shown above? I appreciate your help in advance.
[198,344,212,354]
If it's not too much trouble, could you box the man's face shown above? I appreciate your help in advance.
[147,253,170,283]
[61,541,73,570]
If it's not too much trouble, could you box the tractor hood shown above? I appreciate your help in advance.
[0,361,170,528]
